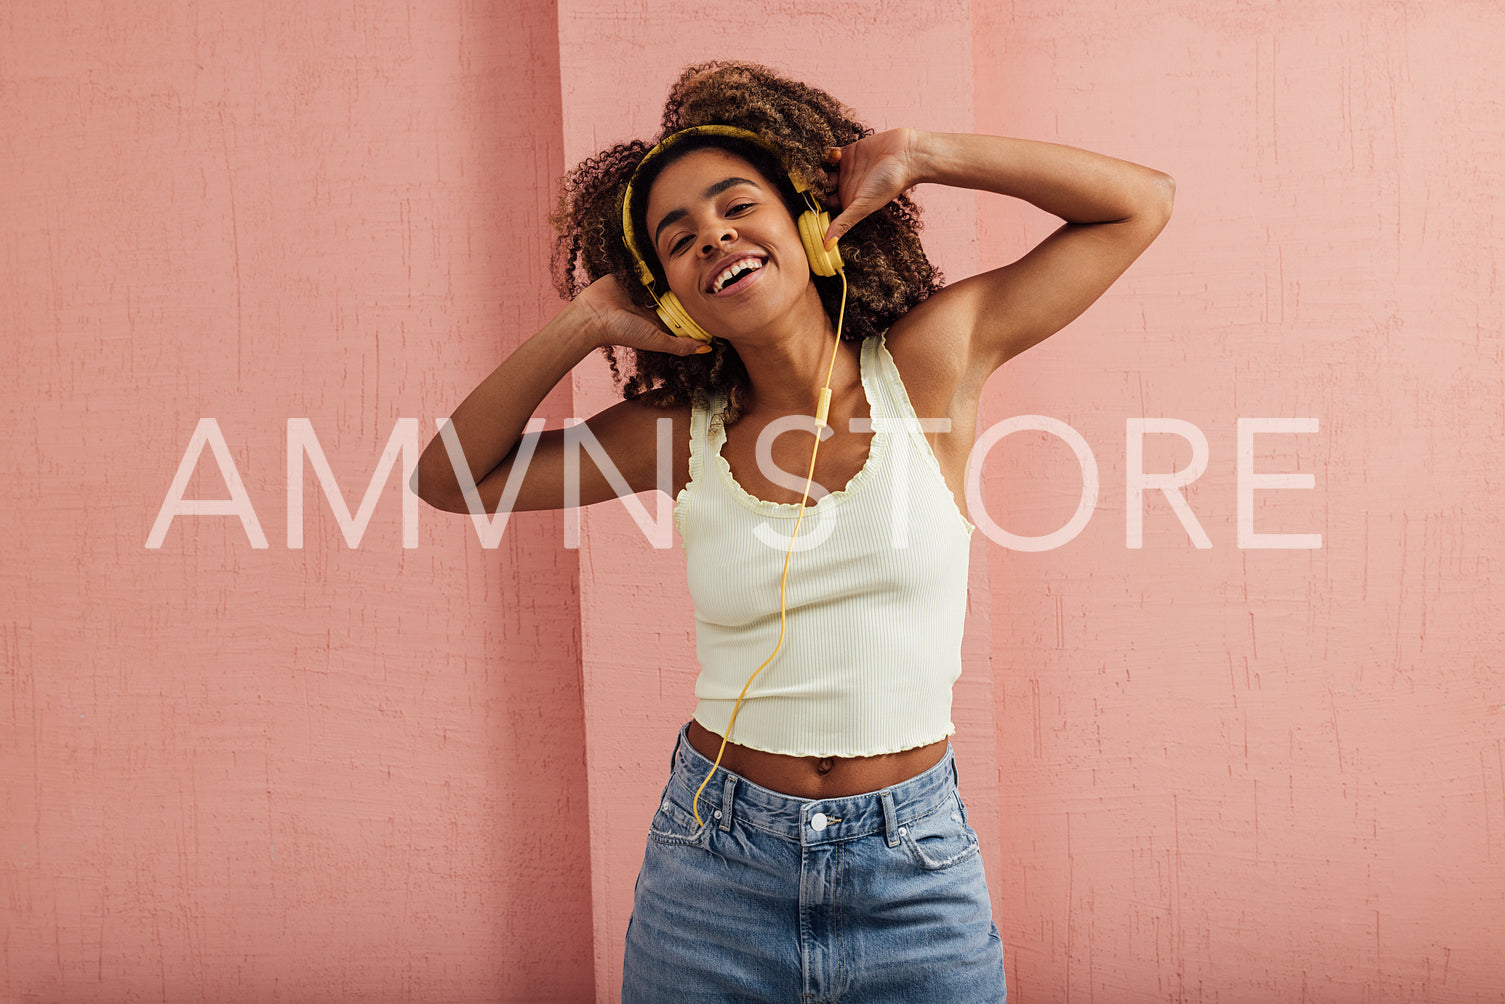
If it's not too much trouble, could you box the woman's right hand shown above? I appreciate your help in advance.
[571,274,712,357]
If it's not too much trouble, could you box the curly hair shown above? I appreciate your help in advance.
[548,61,942,422]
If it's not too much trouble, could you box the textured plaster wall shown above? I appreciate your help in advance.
[973,1,1505,1000]
[4,1,1505,1002]
[1,2,592,1001]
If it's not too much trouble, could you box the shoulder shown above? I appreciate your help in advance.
[879,286,982,425]
[585,395,694,497]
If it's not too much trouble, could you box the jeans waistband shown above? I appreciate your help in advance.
[667,720,961,848]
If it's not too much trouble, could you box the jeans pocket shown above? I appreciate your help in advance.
[646,792,711,847]
[898,793,980,871]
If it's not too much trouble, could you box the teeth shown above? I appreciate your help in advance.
[711,257,764,293]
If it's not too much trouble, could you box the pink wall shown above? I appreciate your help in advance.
[4,2,1504,1003]
[974,1,1505,1000]
[1,2,594,1000]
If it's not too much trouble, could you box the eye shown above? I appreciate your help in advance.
[661,198,757,258]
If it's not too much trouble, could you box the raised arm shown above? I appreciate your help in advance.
[824,128,1174,376]
[411,275,705,514]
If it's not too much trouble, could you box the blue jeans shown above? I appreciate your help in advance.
[622,721,1006,1003]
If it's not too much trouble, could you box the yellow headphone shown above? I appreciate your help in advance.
[620,124,844,342]
[620,124,850,827]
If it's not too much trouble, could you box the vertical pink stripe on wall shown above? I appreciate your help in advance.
[552,5,988,996]
[1,1,593,1000]
[974,1,1505,1000]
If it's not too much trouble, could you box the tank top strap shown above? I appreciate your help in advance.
[687,394,708,486]
[863,331,924,432]
[686,391,724,479]
[676,391,719,544]
[864,332,974,533]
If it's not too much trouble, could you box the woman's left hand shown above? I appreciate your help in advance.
[821,128,925,248]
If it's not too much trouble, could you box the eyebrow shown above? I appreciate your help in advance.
[652,176,761,249]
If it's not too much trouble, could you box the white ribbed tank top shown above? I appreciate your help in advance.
[674,333,975,757]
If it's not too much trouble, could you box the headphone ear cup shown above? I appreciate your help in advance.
[655,291,713,343]
[798,209,844,277]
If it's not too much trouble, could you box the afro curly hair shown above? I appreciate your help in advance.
[548,60,942,423]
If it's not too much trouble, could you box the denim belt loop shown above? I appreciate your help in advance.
[719,774,737,832]
[879,788,901,847]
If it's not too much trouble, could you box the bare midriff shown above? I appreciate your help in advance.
[686,718,949,800]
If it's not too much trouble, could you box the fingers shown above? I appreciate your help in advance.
[824,210,856,250]
[654,338,714,357]
[820,144,874,246]
[579,277,716,355]
[825,191,875,248]
[628,316,714,356]
[821,146,846,198]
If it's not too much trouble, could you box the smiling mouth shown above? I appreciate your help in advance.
[708,256,766,294]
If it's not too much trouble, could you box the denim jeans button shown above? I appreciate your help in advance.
[810,812,828,832]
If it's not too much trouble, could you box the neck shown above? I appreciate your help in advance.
[733,286,854,417]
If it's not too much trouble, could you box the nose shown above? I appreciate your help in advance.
[699,227,736,256]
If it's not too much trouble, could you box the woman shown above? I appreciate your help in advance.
[414,61,1172,1002]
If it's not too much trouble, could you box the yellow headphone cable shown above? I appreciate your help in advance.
[691,268,847,827]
